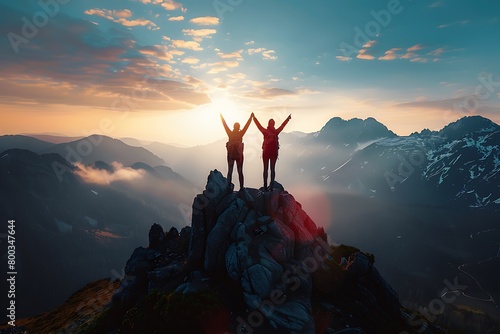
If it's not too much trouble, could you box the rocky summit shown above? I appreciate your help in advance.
[9,170,449,334]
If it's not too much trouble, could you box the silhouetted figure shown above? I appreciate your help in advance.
[220,113,253,190]
[253,114,291,191]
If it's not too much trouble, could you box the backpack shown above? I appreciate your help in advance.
[226,141,244,160]
[263,133,279,155]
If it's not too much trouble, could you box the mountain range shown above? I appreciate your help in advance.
[0,115,499,333]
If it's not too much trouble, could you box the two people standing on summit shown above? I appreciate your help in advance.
[220,112,292,191]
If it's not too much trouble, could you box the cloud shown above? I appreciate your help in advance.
[262,50,277,60]
[437,20,469,29]
[139,45,185,62]
[247,48,277,60]
[75,162,145,185]
[363,40,376,48]
[217,50,243,59]
[248,48,266,55]
[401,52,415,59]
[244,87,296,100]
[353,40,376,60]
[429,48,445,56]
[85,8,157,28]
[410,57,427,63]
[140,0,163,4]
[207,61,240,74]
[190,16,220,26]
[182,56,200,64]
[113,9,132,18]
[168,16,184,21]
[171,39,203,51]
[378,48,401,61]
[407,44,424,52]
[0,8,210,111]
[336,56,352,62]
[356,53,375,60]
[161,0,186,12]
[183,75,204,86]
[182,28,217,39]
[245,41,255,45]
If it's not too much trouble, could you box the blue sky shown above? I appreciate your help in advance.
[1,0,499,145]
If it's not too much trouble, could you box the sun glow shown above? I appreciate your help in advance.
[202,91,252,129]
[145,91,255,146]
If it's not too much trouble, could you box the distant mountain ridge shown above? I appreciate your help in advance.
[315,116,397,145]
[326,115,500,209]
[0,134,54,153]
[41,135,166,167]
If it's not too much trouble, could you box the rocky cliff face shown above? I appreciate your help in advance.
[15,170,447,334]
[99,170,446,334]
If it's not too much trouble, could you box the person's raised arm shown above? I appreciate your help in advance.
[253,114,265,134]
[241,112,253,136]
[276,114,292,134]
[220,113,231,136]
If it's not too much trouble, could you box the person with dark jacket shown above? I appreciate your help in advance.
[220,112,253,190]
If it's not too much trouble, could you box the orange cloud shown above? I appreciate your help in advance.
[84,8,156,28]
[407,44,424,52]
[75,162,145,185]
[206,61,240,74]
[168,15,184,21]
[182,57,200,64]
[379,48,401,61]
[161,0,186,12]
[217,50,243,59]
[247,48,277,60]
[357,53,375,60]
[190,16,220,25]
[171,40,203,51]
[363,40,376,48]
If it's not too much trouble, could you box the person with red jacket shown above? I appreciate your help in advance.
[252,114,291,191]
[220,112,253,190]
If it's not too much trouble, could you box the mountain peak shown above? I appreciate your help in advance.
[317,116,397,145]
[93,170,443,333]
[439,115,499,140]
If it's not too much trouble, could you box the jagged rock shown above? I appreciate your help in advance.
[188,194,207,265]
[188,170,229,265]
[220,182,320,333]
[124,247,157,276]
[204,199,246,273]
[177,226,191,253]
[148,223,165,250]
[254,189,281,215]
[166,226,179,240]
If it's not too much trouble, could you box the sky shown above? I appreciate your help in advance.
[1,0,499,146]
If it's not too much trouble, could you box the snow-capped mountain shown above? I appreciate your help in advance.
[424,118,499,208]
[327,116,500,209]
